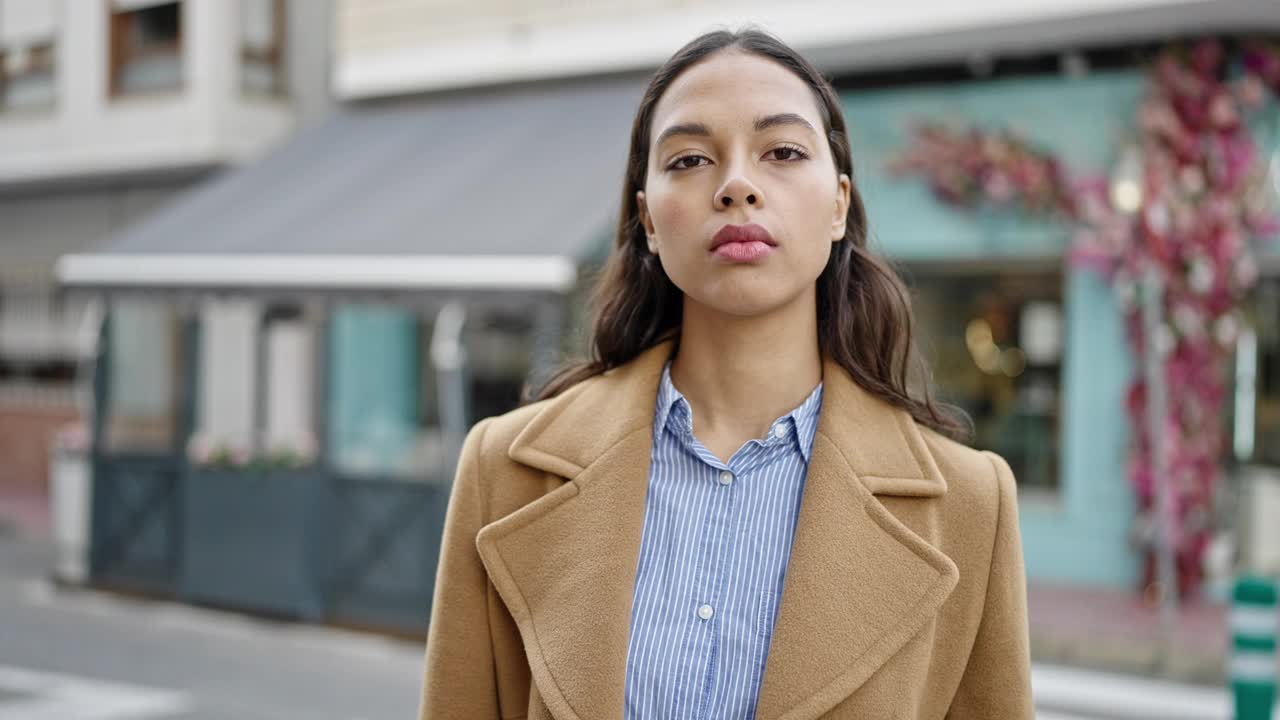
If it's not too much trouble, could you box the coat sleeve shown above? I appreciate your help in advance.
[419,417,502,719]
[947,451,1034,719]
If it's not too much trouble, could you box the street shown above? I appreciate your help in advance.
[0,536,423,720]
[0,534,1253,720]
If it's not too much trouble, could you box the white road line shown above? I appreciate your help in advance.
[0,665,192,720]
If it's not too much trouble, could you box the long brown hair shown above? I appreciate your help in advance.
[535,28,970,442]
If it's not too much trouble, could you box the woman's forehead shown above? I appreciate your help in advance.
[650,51,824,139]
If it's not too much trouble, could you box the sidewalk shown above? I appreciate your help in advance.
[1029,582,1228,685]
[1031,664,1254,720]
[0,492,50,540]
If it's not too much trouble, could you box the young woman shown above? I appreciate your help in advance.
[420,29,1033,720]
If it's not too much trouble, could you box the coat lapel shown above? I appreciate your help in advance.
[476,340,959,720]
[475,341,674,720]
[752,360,959,720]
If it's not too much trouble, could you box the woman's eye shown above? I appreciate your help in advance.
[767,146,809,162]
[669,155,709,170]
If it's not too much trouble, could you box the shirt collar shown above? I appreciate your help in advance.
[653,360,824,462]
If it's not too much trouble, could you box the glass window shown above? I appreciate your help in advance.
[103,299,184,453]
[329,303,532,481]
[240,0,285,97]
[109,2,182,97]
[0,41,55,110]
[1247,277,1280,466]
[0,0,58,111]
[908,267,1065,491]
[466,310,532,424]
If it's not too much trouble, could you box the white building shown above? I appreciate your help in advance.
[0,0,332,503]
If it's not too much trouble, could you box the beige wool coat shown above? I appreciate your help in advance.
[418,340,1034,719]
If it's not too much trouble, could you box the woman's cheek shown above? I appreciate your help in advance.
[652,193,690,239]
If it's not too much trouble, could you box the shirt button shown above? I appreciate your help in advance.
[718,471,733,486]
[697,604,714,620]
[774,425,788,439]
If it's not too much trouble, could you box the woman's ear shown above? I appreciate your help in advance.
[636,190,658,253]
[831,173,851,242]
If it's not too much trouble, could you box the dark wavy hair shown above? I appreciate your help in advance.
[535,28,970,442]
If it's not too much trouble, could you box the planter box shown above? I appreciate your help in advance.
[180,466,331,619]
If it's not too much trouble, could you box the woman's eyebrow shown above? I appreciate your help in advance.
[754,113,815,134]
[653,113,815,148]
[654,122,711,147]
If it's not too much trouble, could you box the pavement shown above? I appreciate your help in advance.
[1028,582,1229,685]
[0,536,425,719]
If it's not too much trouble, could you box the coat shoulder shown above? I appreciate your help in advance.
[465,395,579,521]
[470,400,548,464]
[918,426,1016,520]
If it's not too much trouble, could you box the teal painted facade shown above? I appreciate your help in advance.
[328,305,420,476]
[842,71,1147,587]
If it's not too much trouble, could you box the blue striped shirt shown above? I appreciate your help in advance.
[623,361,823,720]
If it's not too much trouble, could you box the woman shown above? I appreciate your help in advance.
[420,28,1033,720]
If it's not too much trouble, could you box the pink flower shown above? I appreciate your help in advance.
[187,432,213,465]
[1237,75,1268,110]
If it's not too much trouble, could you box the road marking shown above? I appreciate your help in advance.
[0,665,191,720]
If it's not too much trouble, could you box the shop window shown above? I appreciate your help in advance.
[465,310,532,424]
[103,299,184,453]
[0,0,58,111]
[328,303,532,481]
[109,1,182,97]
[240,0,285,97]
[908,267,1065,491]
[1246,278,1280,466]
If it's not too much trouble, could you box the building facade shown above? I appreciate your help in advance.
[0,0,332,512]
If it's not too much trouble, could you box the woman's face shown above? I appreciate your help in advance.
[637,50,851,319]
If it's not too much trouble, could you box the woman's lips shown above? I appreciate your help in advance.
[713,240,774,262]
[710,223,776,263]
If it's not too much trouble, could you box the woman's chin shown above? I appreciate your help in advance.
[686,289,796,320]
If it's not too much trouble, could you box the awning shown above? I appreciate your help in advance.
[58,75,647,296]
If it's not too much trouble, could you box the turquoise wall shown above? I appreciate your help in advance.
[329,305,420,476]
[842,71,1146,587]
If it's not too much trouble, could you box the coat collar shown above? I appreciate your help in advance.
[475,340,959,720]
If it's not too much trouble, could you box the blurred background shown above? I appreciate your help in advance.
[1,1,1279,718]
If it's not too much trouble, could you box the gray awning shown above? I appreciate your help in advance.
[58,75,646,295]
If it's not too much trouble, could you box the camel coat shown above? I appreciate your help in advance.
[418,340,1034,719]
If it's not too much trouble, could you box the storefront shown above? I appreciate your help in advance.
[58,75,642,633]
[841,59,1280,593]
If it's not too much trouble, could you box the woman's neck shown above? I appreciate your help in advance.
[669,294,822,456]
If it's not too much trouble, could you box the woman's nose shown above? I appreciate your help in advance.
[715,174,761,209]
